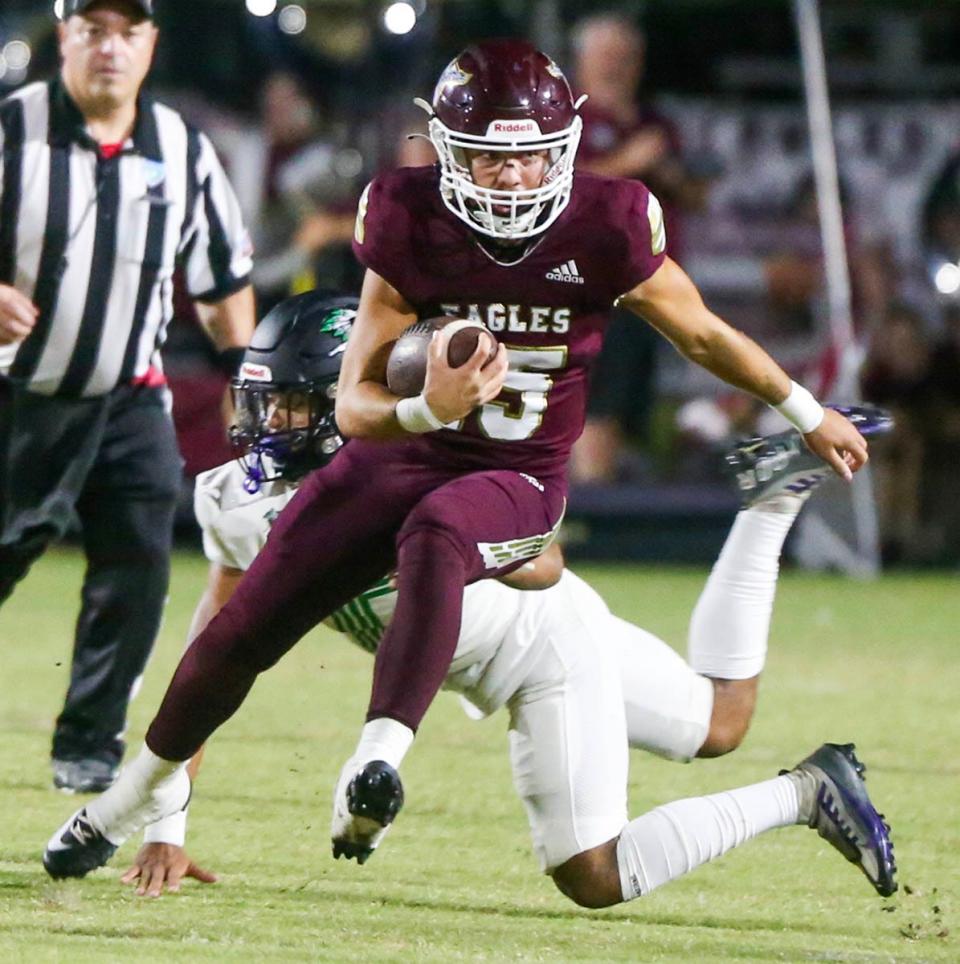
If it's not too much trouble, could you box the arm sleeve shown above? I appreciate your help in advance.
[179,130,254,304]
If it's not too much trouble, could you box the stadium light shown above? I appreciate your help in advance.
[278,4,307,35]
[246,0,278,17]
[3,40,31,73]
[933,261,960,296]
[383,1,417,35]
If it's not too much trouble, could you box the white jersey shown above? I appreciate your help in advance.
[193,460,526,712]
[194,461,298,572]
[181,459,719,870]
[192,463,711,735]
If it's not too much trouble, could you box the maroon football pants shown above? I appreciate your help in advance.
[146,439,565,760]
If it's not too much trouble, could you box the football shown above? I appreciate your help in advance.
[386,317,498,398]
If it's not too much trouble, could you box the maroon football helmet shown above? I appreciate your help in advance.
[418,39,584,240]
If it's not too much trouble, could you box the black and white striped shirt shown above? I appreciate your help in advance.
[0,78,253,397]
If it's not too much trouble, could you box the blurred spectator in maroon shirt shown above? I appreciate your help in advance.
[573,14,692,261]
[569,14,701,483]
[252,72,360,313]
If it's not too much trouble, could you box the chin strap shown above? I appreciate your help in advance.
[242,456,266,494]
[412,97,434,117]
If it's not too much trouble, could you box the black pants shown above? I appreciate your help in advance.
[0,379,181,765]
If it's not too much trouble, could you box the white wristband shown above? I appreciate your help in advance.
[773,380,824,434]
[396,394,444,434]
[143,807,188,847]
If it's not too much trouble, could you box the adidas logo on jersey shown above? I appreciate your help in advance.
[545,260,584,284]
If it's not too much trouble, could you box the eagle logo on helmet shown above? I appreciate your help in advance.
[544,59,564,80]
[432,60,473,106]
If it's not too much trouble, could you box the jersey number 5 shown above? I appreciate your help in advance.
[475,346,568,441]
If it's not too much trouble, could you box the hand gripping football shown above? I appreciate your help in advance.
[386,317,498,398]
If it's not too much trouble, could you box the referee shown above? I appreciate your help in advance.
[0,0,255,792]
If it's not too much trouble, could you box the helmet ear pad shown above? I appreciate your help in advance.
[427,39,582,241]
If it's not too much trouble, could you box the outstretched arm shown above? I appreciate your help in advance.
[618,257,868,480]
[120,563,243,896]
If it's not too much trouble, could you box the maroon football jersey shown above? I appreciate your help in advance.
[353,166,666,482]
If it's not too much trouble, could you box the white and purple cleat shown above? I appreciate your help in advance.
[723,405,894,506]
[786,742,897,897]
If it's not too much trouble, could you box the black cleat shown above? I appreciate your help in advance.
[331,760,404,864]
[51,758,119,795]
[43,808,117,879]
[785,742,897,897]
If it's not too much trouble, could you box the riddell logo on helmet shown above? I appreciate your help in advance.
[487,119,541,138]
[240,362,272,381]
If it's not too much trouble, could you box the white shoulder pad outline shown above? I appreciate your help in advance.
[647,191,666,257]
[354,182,372,245]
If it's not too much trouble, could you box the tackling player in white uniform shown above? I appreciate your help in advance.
[45,292,897,905]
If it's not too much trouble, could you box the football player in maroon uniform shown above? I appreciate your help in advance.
[43,40,871,876]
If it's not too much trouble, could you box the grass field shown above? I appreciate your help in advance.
[0,547,957,962]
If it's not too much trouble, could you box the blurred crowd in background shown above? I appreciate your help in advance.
[3,0,959,565]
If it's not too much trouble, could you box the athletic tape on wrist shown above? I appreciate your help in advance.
[773,380,824,434]
[143,807,188,847]
[396,394,444,433]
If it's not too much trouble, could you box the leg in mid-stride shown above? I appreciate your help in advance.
[42,457,564,877]
[322,411,896,874]
[552,742,896,908]
[42,416,896,896]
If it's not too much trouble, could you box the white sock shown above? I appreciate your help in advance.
[688,500,802,679]
[353,717,415,770]
[616,775,800,900]
[608,616,713,762]
[85,744,188,845]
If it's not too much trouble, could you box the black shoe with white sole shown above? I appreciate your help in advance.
[43,807,117,879]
